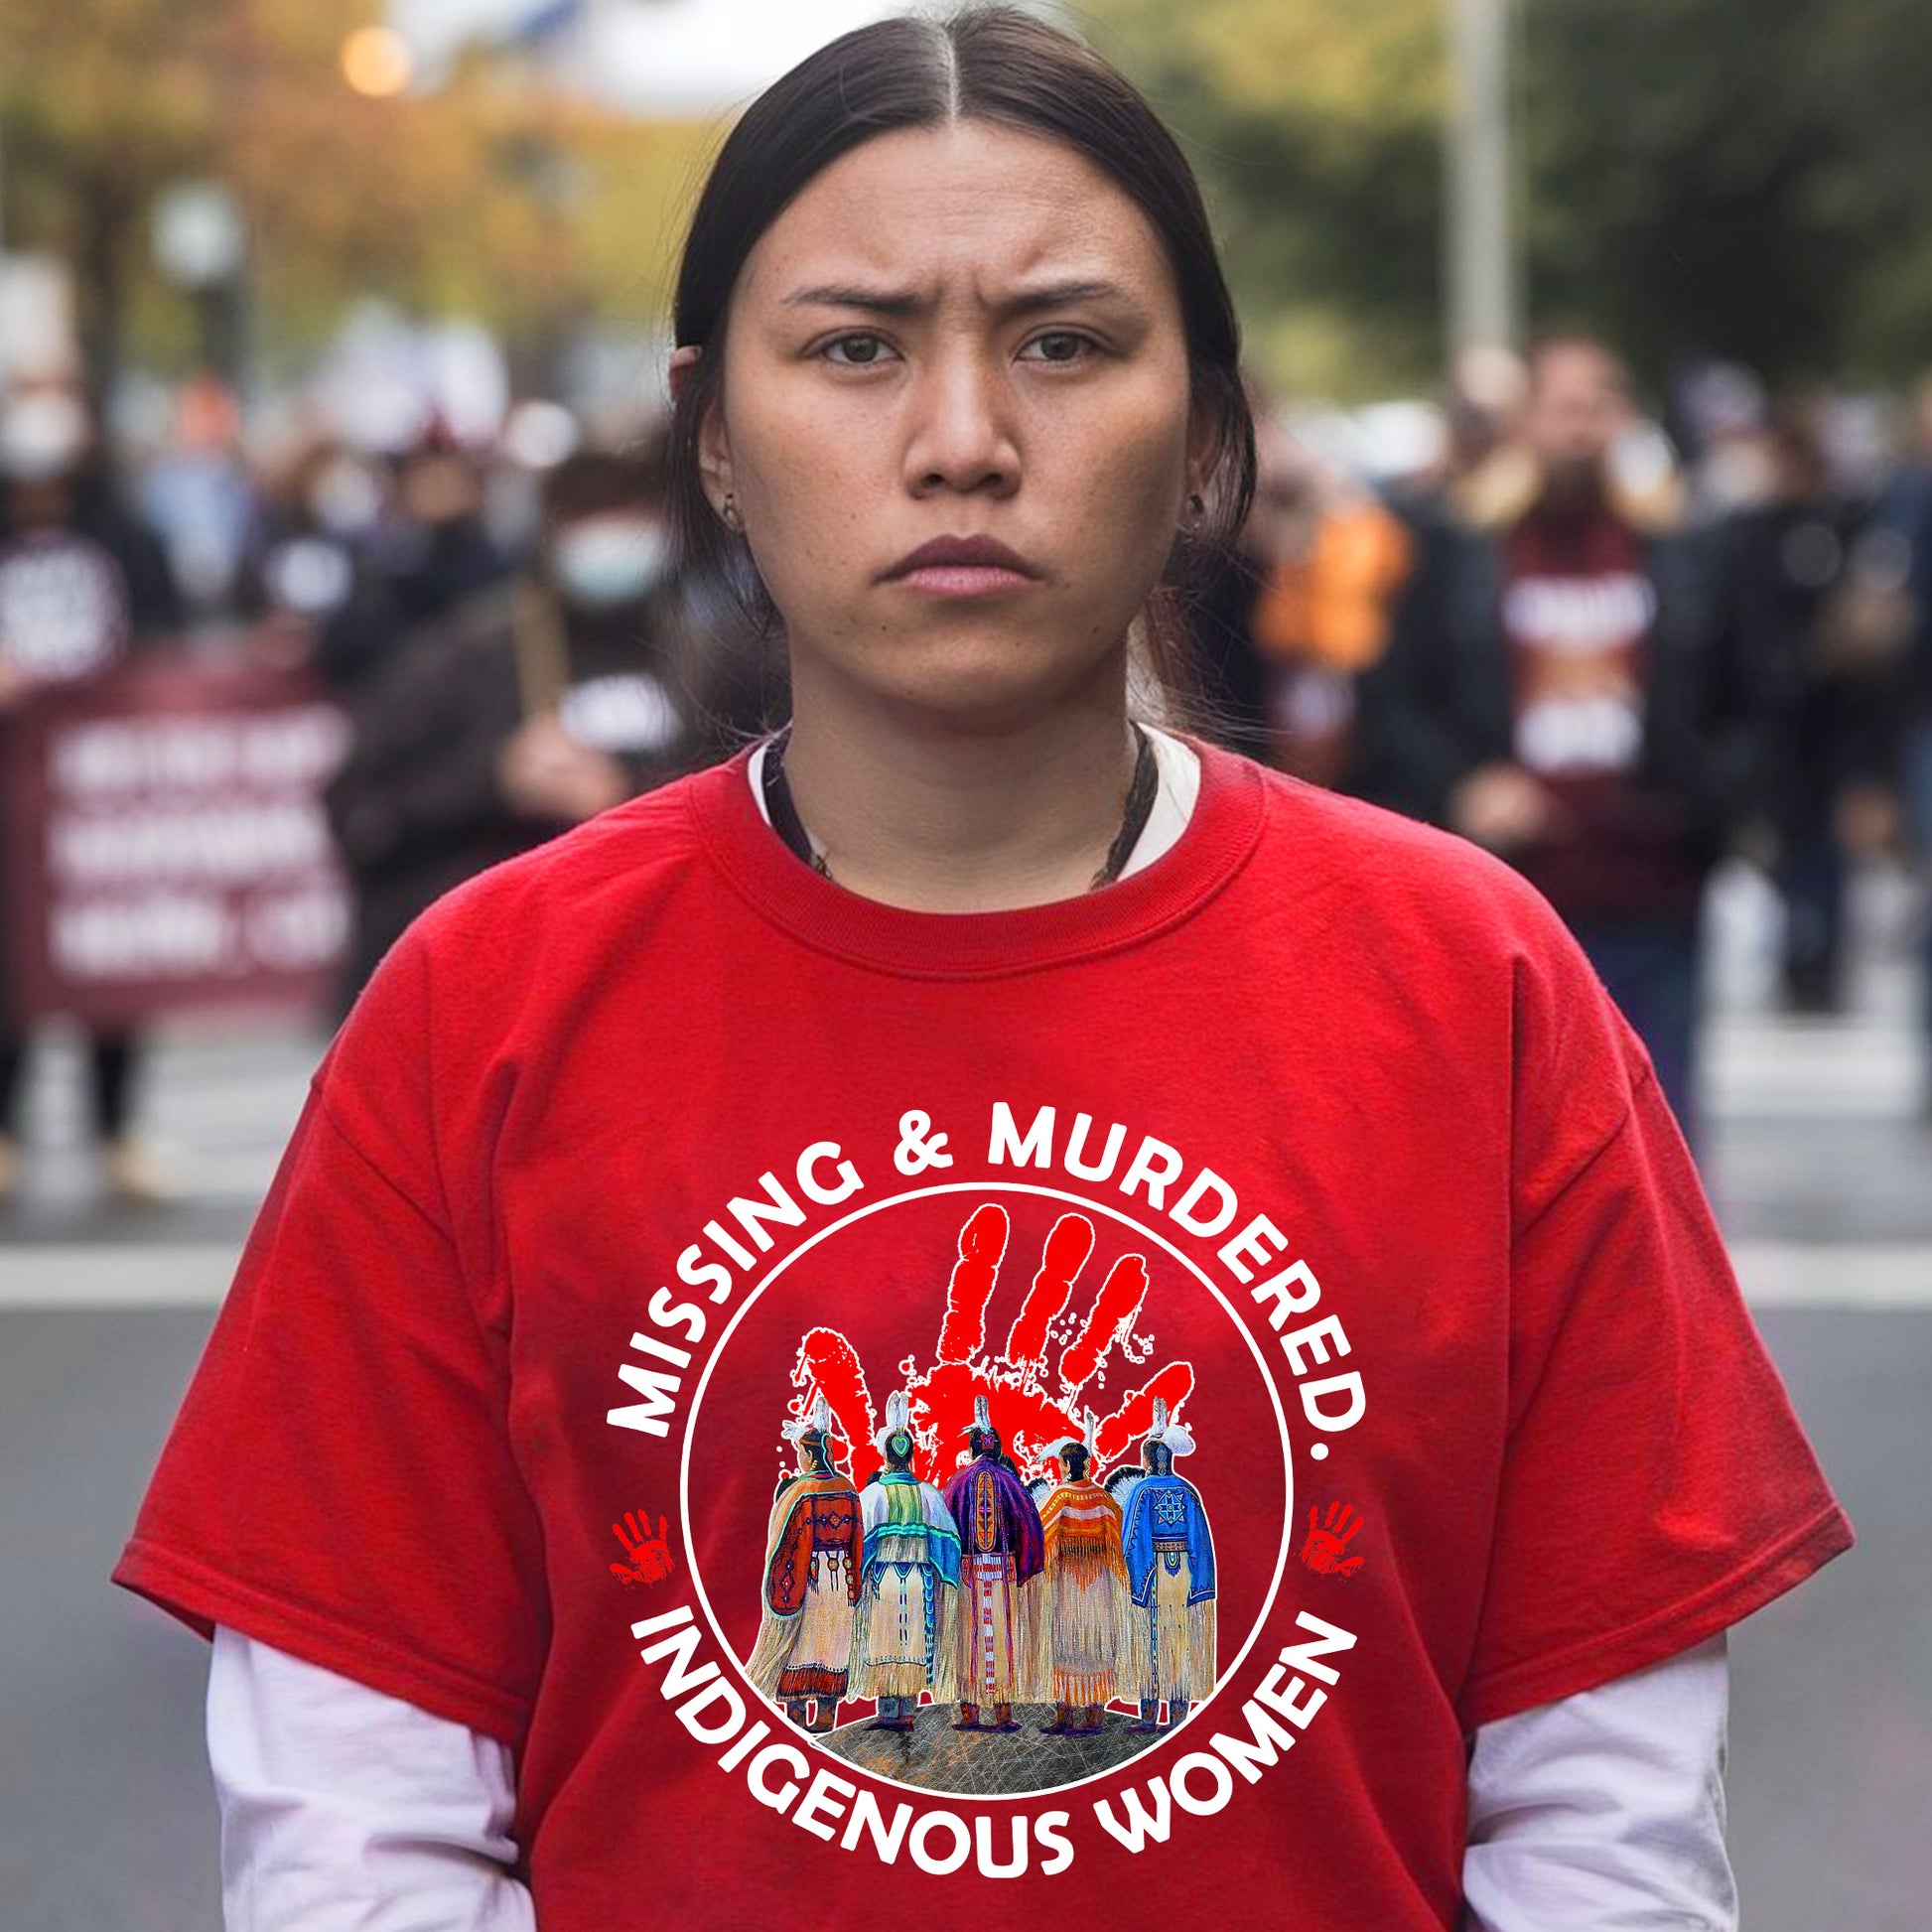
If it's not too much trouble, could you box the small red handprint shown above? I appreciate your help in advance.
[791,1202,1196,1486]
[1298,1501,1365,1578]
[610,1511,676,1587]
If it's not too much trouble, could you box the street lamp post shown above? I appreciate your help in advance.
[1445,0,1516,357]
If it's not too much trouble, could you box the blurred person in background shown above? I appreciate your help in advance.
[0,383,182,1205]
[1244,414,1413,789]
[1722,401,1910,1015]
[1672,359,1775,523]
[1864,373,1932,1115]
[235,435,387,655]
[1188,403,1413,782]
[311,430,508,694]
[136,372,260,624]
[1436,344,1530,505]
[323,437,748,1005]
[1359,332,1774,1151]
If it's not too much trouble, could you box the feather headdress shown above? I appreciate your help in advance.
[1046,1407,1099,1465]
[1146,1395,1194,1457]
[781,1390,833,1443]
[873,1388,913,1452]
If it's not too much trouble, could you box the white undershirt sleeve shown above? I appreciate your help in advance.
[209,1623,1733,1931]
[207,1624,537,1932]
[1461,1632,1736,1931]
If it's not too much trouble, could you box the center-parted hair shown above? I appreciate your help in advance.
[666,6,1256,690]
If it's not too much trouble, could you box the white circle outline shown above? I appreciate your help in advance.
[675,1178,1297,1805]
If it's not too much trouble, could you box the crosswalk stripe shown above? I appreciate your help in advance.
[1728,1242,1932,1309]
[0,1245,238,1307]
[1702,1019,1925,1121]
[2,1240,1926,1310]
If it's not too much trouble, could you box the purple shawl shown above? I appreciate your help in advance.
[942,1455,1045,1586]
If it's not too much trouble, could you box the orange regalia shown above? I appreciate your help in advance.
[1038,1476,1142,1708]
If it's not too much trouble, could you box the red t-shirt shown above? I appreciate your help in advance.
[115,738,1851,1928]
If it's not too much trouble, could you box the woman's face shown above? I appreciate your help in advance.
[691,120,1212,727]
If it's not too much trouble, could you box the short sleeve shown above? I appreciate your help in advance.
[112,931,543,1745]
[1455,913,1855,1730]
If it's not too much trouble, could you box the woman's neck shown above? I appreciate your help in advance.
[779,652,1142,913]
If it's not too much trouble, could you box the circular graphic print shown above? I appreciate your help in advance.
[681,1183,1294,1800]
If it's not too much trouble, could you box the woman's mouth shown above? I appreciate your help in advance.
[881,535,1041,598]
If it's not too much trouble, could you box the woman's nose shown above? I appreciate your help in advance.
[904,349,1021,498]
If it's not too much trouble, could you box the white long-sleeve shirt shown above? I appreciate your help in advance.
[207,1626,1734,1930]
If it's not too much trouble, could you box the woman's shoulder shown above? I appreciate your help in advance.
[1222,752,1651,1156]
[408,754,737,953]
[1226,749,1582,969]
[322,764,740,1108]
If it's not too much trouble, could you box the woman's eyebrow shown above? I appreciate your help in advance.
[779,278,1138,319]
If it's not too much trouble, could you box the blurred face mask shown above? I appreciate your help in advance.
[0,390,88,484]
[307,457,384,537]
[550,514,670,610]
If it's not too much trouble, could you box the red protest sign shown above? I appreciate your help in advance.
[0,649,350,1027]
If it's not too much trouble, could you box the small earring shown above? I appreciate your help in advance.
[1184,491,1205,520]
[721,490,743,533]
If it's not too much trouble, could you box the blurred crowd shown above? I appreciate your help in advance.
[0,365,769,1202]
[1203,336,1932,1154]
[3,328,1932,1198]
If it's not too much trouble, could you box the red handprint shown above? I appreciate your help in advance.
[791,1202,1195,1487]
[1298,1501,1365,1578]
[610,1511,676,1586]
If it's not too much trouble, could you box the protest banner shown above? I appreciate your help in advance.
[0,649,349,1027]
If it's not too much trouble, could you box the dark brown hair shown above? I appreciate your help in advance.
[542,434,671,528]
[667,6,1255,698]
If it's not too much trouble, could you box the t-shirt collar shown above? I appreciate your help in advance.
[689,730,1264,980]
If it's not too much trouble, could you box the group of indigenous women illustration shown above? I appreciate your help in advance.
[747,1386,1217,1743]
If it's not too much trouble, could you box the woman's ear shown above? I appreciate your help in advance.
[1183,400,1221,515]
[666,343,701,409]
[668,344,737,521]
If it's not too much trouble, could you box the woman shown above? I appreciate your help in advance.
[117,11,1851,1927]
[746,1393,865,1733]
[1036,1413,1141,1735]
[0,385,182,1204]
[1115,1396,1216,1733]
[850,1390,962,1730]
[942,1395,1047,1729]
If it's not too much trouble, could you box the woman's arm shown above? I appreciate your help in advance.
[207,1626,537,1932]
[1462,1633,1735,1931]
[213,1619,1730,1932]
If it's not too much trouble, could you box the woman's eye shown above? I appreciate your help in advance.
[1022,332,1096,365]
[821,334,894,367]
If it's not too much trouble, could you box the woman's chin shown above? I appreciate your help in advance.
[806,628,1127,730]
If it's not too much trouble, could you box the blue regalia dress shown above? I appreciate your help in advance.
[1121,1468,1217,1702]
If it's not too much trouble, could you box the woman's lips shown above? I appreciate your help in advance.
[891,563,1037,598]
[880,534,1041,596]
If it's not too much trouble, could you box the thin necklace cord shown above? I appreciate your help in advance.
[760,723,1161,892]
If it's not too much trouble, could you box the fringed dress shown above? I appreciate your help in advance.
[747,1470,864,1702]
[1121,1472,1217,1703]
[851,1472,962,1701]
[1037,1478,1143,1706]
[940,1454,1046,1705]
